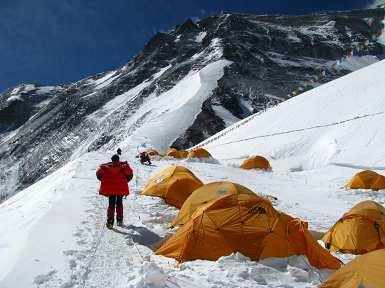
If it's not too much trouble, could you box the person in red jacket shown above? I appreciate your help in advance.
[96,154,133,229]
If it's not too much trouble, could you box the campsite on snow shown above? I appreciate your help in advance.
[1,2,385,288]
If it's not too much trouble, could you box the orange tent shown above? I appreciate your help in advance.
[147,149,161,156]
[166,148,187,159]
[171,181,258,227]
[179,150,189,158]
[322,200,385,254]
[141,166,203,208]
[321,249,385,288]
[345,170,385,191]
[240,156,271,170]
[187,148,212,159]
[156,193,341,269]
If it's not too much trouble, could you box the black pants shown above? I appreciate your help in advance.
[107,195,123,223]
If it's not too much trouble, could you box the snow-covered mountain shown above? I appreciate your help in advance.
[1,48,385,288]
[1,8,385,199]
[198,59,385,172]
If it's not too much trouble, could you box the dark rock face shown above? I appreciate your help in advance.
[0,84,64,135]
[172,10,385,148]
[0,9,384,199]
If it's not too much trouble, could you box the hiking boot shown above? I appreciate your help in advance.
[106,218,114,229]
[116,218,123,227]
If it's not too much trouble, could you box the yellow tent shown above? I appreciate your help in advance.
[321,249,385,288]
[322,200,385,254]
[166,148,187,159]
[179,150,189,158]
[147,149,161,156]
[156,193,341,270]
[187,148,211,159]
[240,156,271,170]
[171,181,258,227]
[345,170,385,191]
[141,166,203,208]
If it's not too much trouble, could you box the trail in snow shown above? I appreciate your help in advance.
[1,148,384,288]
[206,110,385,149]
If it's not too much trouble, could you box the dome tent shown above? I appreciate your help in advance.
[321,249,385,288]
[147,149,161,156]
[171,181,258,227]
[187,148,212,159]
[240,156,271,170]
[345,170,385,191]
[166,148,187,159]
[179,150,189,158]
[141,166,203,208]
[322,200,385,254]
[157,193,341,270]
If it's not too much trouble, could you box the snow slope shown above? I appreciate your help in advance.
[118,60,231,152]
[201,59,385,172]
[0,152,364,288]
[1,60,385,287]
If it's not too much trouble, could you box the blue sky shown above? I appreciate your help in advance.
[0,0,379,91]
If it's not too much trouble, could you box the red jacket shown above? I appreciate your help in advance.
[96,161,133,197]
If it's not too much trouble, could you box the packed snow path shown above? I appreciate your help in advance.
[1,150,384,288]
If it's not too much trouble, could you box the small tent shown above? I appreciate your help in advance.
[171,181,258,227]
[322,200,385,254]
[147,149,161,157]
[321,249,385,288]
[240,156,271,170]
[141,166,203,208]
[187,148,211,159]
[345,170,385,191]
[166,148,187,159]
[156,193,341,269]
[179,150,189,158]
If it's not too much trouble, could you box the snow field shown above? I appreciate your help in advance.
[1,147,381,288]
[203,60,385,172]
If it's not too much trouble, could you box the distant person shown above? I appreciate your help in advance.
[139,151,152,165]
[96,154,133,229]
[117,148,122,156]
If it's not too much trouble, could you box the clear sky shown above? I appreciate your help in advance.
[0,0,380,92]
